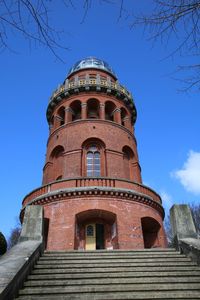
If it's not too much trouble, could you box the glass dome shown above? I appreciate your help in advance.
[68,57,116,77]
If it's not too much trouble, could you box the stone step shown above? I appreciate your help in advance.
[17,283,200,295]
[37,257,191,264]
[15,249,200,300]
[34,261,196,269]
[15,290,200,300]
[40,253,184,260]
[44,249,177,256]
[45,248,177,253]
[28,270,200,280]
[32,265,200,274]
[24,276,200,287]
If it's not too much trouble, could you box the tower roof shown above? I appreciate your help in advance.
[68,57,116,78]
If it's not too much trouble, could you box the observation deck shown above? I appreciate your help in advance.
[47,73,136,124]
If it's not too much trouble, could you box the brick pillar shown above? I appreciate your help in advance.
[54,116,61,129]
[131,162,142,183]
[65,107,73,123]
[81,103,87,119]
[49,124,53,134]
[113,108,121,124]
[100,103,105,120]
[123,117,132,131]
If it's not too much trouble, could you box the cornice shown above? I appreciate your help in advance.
[20,186,165,221]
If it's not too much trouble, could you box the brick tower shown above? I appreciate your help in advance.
[21,57,167,250]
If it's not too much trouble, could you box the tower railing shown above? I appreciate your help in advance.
[49,74,133,104]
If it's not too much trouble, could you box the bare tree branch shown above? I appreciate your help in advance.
[0,0,70,61]
[129,0,200,91]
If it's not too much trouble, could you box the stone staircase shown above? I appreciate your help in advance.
[15,249,200,299]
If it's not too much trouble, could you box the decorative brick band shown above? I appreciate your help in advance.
[47,119,137,147]
[20,186,165,221]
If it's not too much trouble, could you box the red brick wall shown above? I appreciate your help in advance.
[21,66,167,251]
[44,196,167,250]
[43,119,141,184]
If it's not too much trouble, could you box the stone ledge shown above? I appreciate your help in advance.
[179,238,200,265]
[0,241,43,300]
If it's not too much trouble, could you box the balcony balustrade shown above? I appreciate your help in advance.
[50,76,132,103]
[22,177,162,207]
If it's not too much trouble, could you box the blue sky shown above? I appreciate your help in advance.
[1,1,200,239]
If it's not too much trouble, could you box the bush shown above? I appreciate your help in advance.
[7,227,21,250]
[0,231,7,255]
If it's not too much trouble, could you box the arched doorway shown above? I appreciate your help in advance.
[75,209,118,250]
[141,217,161,248]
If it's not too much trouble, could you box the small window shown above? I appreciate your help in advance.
[86,225,94,236]
[90,79,96,84]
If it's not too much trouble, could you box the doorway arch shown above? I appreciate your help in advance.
[75,209,118,250]
[141,217,161,248]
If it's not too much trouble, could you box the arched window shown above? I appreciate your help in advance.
[105,101,116,121]
[86,145,100,176]
[49,145,64,181]
[122,146,134,180]
[50,145,64,160]
[70,100,81,121]
[121,107,128,126]
[57,106,65,126]
[87,98,100,119]
[82,138,106,177]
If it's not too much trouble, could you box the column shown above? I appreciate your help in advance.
[113,108,121,124]
[131,162,142,183]
[54,116,61,129]
[49,124,53,134]
[123,117,132,131]
[65,107,73,124]
[100,103,105,120]
[81,103,87,119]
